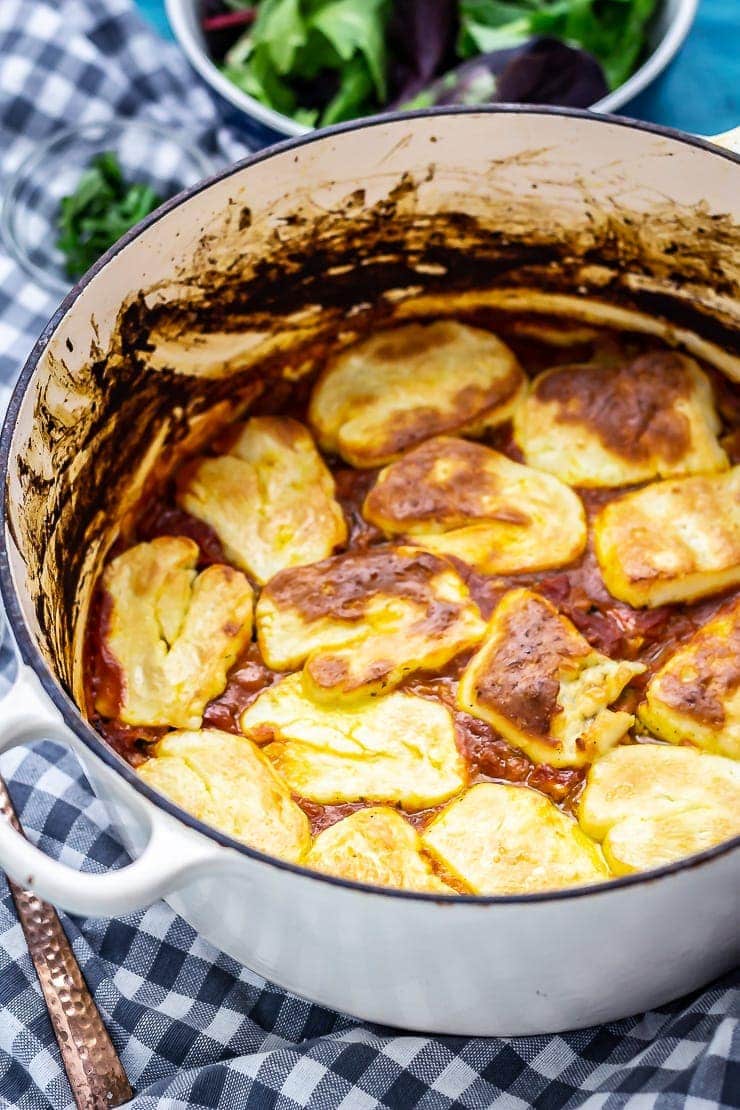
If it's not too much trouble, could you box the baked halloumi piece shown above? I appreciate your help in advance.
[422,783,609,894]
[593,468,740,608]
[178,416,346,585]
[305,807,452,892]
[513,352,728,488]
[96,537,253,729]
[241,673,466,809]
[363,436,586,574]
[638,598,740,760]
[457,589,644,767]
[256,546,485,701]
[308,321,525,468]
[578,742,740,839]
[578,743,740,874]
[138,729,310,862]
[602,807,740,875]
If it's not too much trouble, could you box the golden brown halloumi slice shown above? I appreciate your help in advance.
[96,537,253,729]
[308,321,525,467]
[593,468,740,608]
[638,598,740,760]
[241,673,466,809]
[177,416,346,585]
[256,545,485,701]
[305,807,452,892]
[578,743,740,873]
[578,742,740,839]
[422,783,608,894]
[138,728,310,862]
[513,351,728,488]
[363,435,586,574]
[457,588,644,768]
[602,807,740,875]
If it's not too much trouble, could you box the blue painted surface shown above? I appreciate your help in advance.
[138,0,173,39]
[137,0,739,136]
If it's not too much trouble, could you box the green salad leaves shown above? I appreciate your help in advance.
[56,152,161,278]
[222,0,391,127]
[458,0,658,90]
[216,0,658,127]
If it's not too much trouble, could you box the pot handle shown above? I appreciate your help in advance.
[0,664,226,917]
[708,128,740,154]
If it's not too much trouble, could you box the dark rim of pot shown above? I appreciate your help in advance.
[1,105,738,905]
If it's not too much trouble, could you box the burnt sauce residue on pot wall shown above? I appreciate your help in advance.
[9,160,740,701]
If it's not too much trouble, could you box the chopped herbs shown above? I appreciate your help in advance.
[202,0,659,126]
[56,152,162,278]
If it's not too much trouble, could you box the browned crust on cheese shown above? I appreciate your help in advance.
[596,473,740,588]
[473,593,590,737]
[262,546,465,631]
[535,352,694,463]
[658,611,740,726]
[364,437,530,528]
[370,378,522,461]
[308,654,395,692]
[371,327,442,361]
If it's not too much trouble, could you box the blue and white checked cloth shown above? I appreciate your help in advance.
[0,2,738,1107]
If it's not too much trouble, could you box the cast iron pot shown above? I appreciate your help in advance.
[0,108,738,1036]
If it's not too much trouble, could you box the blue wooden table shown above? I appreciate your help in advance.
[137,0,738,136]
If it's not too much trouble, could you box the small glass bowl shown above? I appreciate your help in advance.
[1,119,215,296]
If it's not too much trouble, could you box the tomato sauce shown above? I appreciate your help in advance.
[202,643,281,733]
[136,491,227,566]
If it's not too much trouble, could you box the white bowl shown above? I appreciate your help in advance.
[166,0,698,144]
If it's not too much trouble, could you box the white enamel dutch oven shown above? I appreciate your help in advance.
[0,108,738,1036]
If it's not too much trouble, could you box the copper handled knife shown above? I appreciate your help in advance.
[0,774,133,1110]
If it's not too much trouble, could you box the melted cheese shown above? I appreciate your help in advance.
[305,807,452,892]
[578,743,740,841]
[422,783,609,894]
[97,537,253,729]
[256,545,485,701]
[363,436,586,574]
[639,598,740,760]
[457,588,643,767]
[178,416,346,585]
[593,468,740,607]
[241,673,466,809]
[308,321,525,467]
[138,729,310,862]
[513,352,727,488]
[602,807,740,875]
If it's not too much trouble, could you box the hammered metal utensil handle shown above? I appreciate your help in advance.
[0,775,133,1110]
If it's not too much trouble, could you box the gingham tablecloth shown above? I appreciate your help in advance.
[0,3,738,1108]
